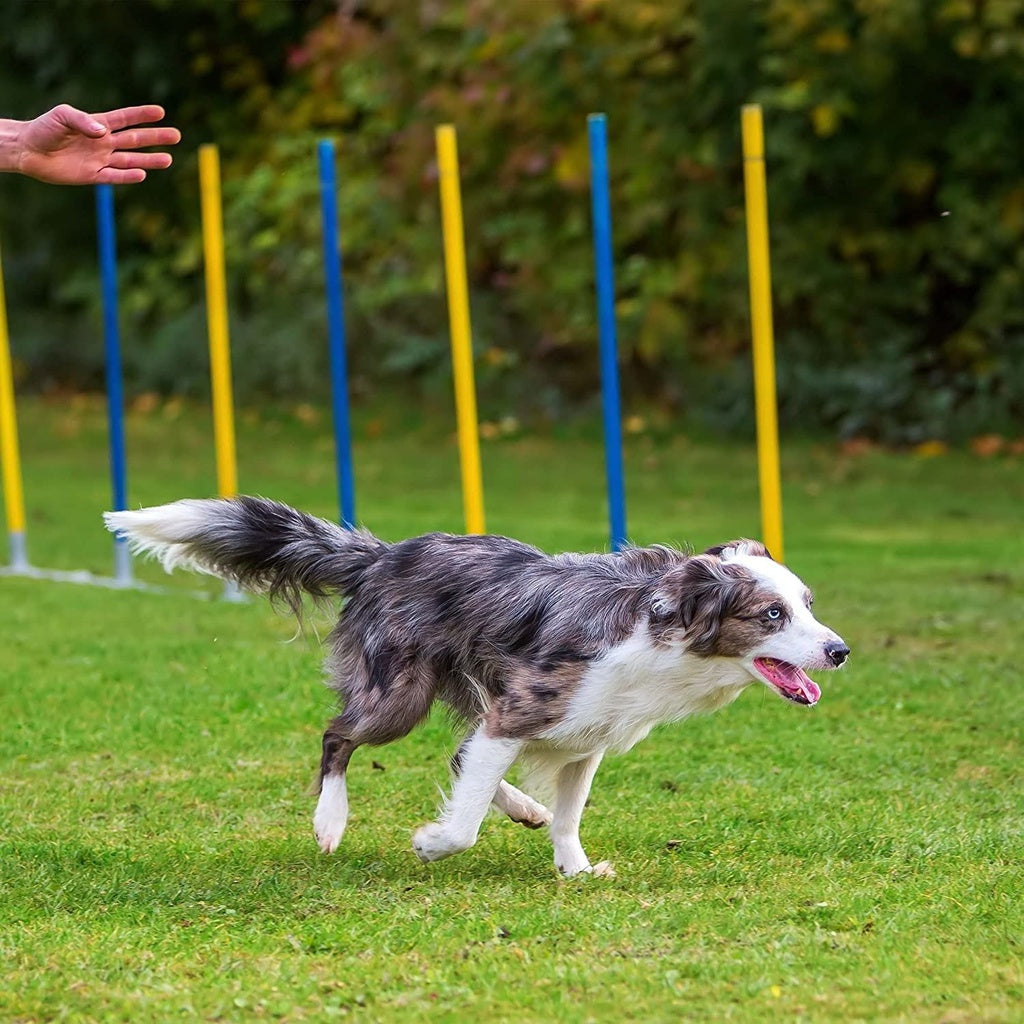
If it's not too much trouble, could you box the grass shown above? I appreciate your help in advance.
[1,395,1022,1022]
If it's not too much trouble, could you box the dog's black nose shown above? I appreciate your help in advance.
[825,641,850,667]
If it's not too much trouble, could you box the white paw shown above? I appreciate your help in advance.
[555,847,592,877]
[313,810,345,854]
[556,852,616,878]
[505,799,553,830]
[314,820,344,854]
[412,822,472,863]
[313,775,348,854]
[494,781,553,829]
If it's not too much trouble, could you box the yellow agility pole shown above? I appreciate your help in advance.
[435,124,486,535]
[0,239,29,570]
[199,145,243,600]
[741,104,785,561]
[198,144,239,501]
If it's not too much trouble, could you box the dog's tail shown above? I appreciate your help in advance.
[104,496,388,612]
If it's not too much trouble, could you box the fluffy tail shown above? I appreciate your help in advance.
[104,496,388,611]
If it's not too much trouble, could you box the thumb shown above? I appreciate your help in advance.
[56,104,108,136]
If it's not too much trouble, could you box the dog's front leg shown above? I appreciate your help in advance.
[413,731,523,863]
[452,735,550,829]
[550,751,610,877]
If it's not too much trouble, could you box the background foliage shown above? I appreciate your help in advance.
[3,0,1024,441]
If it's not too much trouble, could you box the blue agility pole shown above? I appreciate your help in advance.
[95,184,132,585]
[317,140,356,530]
[587,114,627,551]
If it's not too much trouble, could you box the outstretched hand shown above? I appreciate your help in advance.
[12,103,181,185]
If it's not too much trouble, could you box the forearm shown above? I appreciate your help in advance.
[0,119,27,174]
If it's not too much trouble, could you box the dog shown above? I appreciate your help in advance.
[105,496,849,877]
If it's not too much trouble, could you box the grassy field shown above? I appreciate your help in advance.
[1,396,1021,1023]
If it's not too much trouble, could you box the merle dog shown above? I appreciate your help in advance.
[105,496,849,876]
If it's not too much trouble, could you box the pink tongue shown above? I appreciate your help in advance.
[755,658,821,705]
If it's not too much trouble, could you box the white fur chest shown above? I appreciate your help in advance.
[541,625,751,754]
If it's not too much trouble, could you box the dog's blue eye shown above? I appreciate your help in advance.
[766,607,782,620]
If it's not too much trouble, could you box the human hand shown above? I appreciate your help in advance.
[12,103,181,185]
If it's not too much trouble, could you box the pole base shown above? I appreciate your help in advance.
[113,539,133,587]
[7,531,29,573]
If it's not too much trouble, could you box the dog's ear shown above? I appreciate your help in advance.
[704,538,774,561]
[650,555,752,653]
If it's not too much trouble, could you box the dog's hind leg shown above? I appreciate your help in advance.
[314,668,437,854]
[313,725,357,854]
[413,727,523,863]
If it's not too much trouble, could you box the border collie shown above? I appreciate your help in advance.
[105,496,849,877]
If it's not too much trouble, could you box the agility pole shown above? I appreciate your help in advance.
[435,124,486,536]
[317,140,357,530]
[199,145,243,600]
[0,226,176,592]
[95,185,133,586]
[587,114,628,552]
[0,239,28,572]
[741,104,785,562]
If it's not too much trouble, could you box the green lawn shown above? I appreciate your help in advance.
[1,397,1021,1022]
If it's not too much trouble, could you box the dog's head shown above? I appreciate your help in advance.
[649,539,849,705]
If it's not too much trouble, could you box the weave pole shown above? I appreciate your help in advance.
[198,145,242,600]
[741,104,785,561]
[95,185,132,586]
[0,239,29,572]
[435,124,486,535]
[317,140,356,529]
[587,113,628,552]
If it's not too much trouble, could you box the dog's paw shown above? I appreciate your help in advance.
[313,815,345,854]
[313,823,344,854]
[494,783,552,830]
[556,853,616,879]
[502,795,552,830]
[511,812,552,830]
[313,776,348,854]
[412,823,473,863]
[555,849,592,877]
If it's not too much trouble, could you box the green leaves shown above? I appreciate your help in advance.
[2,0,1024,438]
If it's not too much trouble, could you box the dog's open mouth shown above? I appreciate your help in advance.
[753,657,821,706]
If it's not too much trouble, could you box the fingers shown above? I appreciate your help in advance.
[95,108,180,185]
[93,167,149,185]
[106,151,174,171]
[92,105,170,133]
[108,126,182,152]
